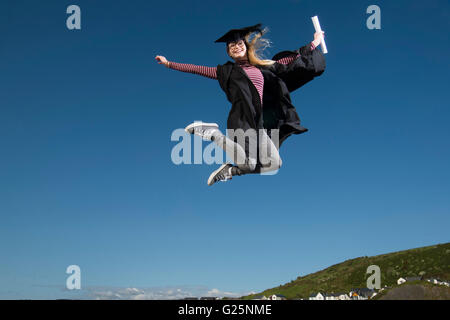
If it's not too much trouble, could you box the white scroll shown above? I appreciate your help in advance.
[311,16,327,54]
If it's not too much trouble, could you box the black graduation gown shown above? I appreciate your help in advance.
[216,43,326,170]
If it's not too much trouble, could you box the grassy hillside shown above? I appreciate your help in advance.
[374,281,450,300]
[242,242,450,300]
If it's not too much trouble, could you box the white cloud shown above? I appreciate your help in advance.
[84,285,253,300]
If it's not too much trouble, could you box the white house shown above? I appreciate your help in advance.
[437,280,448,286]
[325,294,337,300]
[309,292,325,300]
[427,278,450,286]
[324,293,347,300]
[337,293,350,300]
[397,277,407,285]
[349,289,372,300]
[349,293,367,300]
[311,292,350,300]
[269,294,287,300]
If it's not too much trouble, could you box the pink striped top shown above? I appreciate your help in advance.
[167,42,317,106]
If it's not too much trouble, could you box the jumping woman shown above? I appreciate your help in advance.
[155,23,326,186]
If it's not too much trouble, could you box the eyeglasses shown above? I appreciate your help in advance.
[228,40,245,49]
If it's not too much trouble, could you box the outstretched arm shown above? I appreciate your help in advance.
[155,55,217,80]
[275,39,320,65]
[270,31,326,92]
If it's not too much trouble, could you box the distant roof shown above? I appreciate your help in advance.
[354,288,375,296]
[406,276,422,281]
[309,292,324,297]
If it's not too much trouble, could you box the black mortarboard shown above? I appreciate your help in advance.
[214,23,263,44]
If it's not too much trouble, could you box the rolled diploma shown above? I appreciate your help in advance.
[311,15,327,54]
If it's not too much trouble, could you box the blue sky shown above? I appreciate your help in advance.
[0,0,449,299]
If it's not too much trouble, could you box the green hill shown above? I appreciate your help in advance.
[374,281,450,300]
[242,242,450,300]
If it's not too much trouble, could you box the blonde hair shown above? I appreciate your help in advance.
[227,27,276,67]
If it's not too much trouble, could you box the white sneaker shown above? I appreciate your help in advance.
[207,162,233,186]
[185,122,219,141]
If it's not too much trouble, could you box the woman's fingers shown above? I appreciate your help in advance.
[155,56,164,64]
[314,31,325,42]
[155,55,167,64]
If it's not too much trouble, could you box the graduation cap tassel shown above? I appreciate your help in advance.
[311,16,328,54]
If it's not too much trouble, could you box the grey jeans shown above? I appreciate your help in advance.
[212,128,282,175]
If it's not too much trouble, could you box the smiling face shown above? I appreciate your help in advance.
[227,39,247,61]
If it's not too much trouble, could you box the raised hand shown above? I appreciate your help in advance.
[313,31,325,48]
[155,55,169,67]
